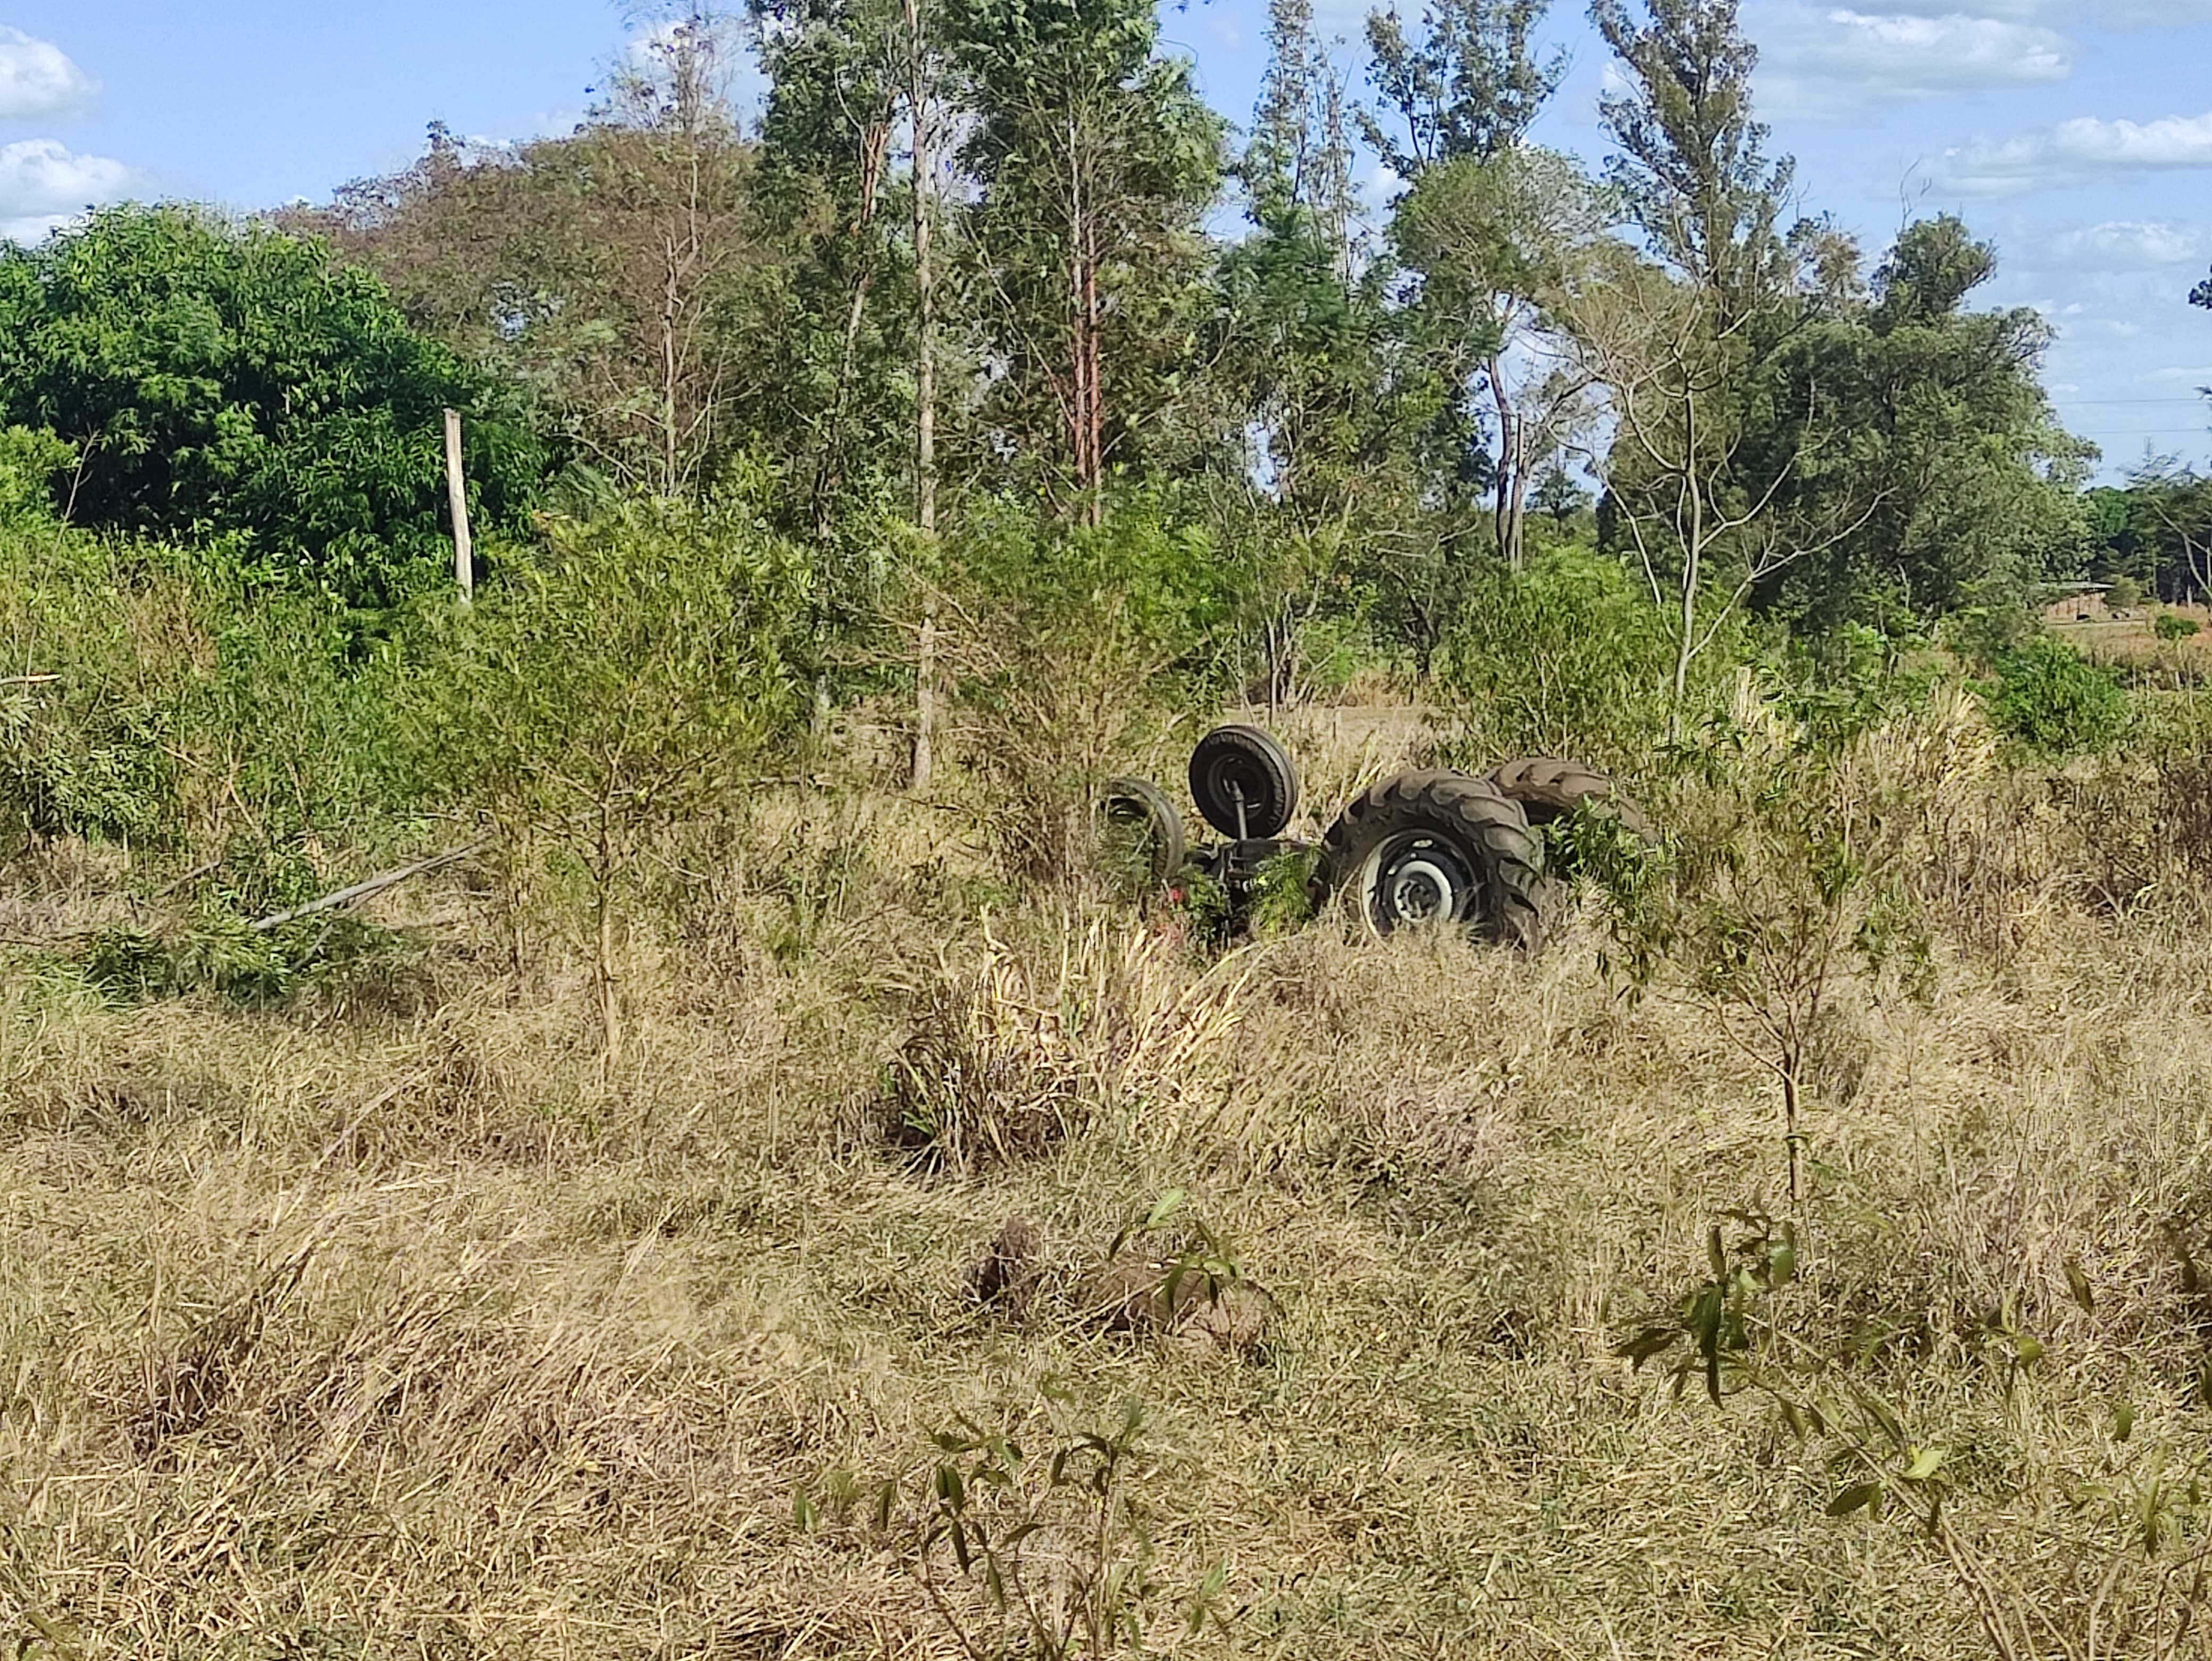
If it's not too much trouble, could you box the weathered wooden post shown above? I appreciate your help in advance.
[443,407,474,604]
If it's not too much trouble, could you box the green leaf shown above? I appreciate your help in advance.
[1828,1481,1884,1518]
[2064,1257,2094,1313]
[2114,1400,2136,1442]
[1905,1447,1946,1482]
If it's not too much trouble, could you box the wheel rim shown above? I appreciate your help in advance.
[1356,831,1483,936]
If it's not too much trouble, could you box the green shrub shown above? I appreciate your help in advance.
[1431,547,1740,778]
[406,491,810,1063]
[2155,612,2201,642]
[1979,634,2127,756]
[0,426,73,529]
[0,529,418,891]
[0,205,544,608]
[948,494,1253,882]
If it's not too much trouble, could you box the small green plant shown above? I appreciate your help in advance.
[1616,1210,2212,1661]
[1593,724,1933,1205]
[2155,612,2201,642]
[800,1387,1226,1661]
[1245,845,1319,938]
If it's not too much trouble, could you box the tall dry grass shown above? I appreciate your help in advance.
[2,702,2212,1657]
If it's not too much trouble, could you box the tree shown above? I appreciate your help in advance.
[1530,463,1589,531]
[1389,147,1606,566]
[1742,218,2093,635]
[946,0,1225,521]
[2119,455,2212,604]
[2192,266,2211,310]
[1589,0,1792,328]
[1360,0,1564,178]
[1250,0,1358,258]
[409,495,809,1073]
[296,13,777,500]
[0,205,540,608]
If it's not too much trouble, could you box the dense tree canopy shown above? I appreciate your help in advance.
[0,205,541,607]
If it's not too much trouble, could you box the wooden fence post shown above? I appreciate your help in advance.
[443,408,474,604]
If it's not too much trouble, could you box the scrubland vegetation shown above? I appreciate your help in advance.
[8,0,2212,1655]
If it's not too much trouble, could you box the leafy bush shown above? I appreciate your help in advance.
[1432,546,1739,777]
[0,530,415,884]
[947,495,1253,882]
[0,426,73,529]
[0,205,544,608]
[2155,611,2201,642]
[1979,633,2126,756]
[406,493,810,1062]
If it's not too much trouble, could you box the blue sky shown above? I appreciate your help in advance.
[5,1,2210,480]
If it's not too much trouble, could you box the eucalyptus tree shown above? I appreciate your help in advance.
[946,0,1225,521]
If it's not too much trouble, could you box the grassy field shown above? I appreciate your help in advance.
[4,705,2212,1659]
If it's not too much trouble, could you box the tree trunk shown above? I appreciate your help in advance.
[1487,358,1520,569]
[814,116,891,541]
[908,0,940,794]
[661,236,683,497]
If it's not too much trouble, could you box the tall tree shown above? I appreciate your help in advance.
[753,0,905,537]
[1742,216,2092,633]
[1589,0,1791,327]
[296,15,775,501]
[1361,0,1564,178]
[946,0,1225,520]
[1250,0,1358,258]
[1390,147,1606,566]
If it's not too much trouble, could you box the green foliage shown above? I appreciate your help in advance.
[2156,611,2201,642]
[1432,546,1727,776]
[1590,715,1934,1200]
[947,0,1227,498]
[409,494,809,849]
[0,426,73,529]
[1978,634,2126,757]
[809,1387,1226,1660]
[1746,218,2094,636]
[0,529,411,878]
[406,491,810,1056]
[1360,0,1564,176]
[949,494,1252,880]
[0,205,542,607]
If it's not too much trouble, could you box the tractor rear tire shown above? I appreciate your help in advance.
[1317,770,1553,951]
[1488,756,1652,840]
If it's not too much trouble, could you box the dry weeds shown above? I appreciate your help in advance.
[2,712,2211,1657]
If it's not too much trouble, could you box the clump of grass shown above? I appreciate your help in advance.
[882,914,1249,1170]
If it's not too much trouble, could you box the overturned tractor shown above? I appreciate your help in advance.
[1100,727,1645,950]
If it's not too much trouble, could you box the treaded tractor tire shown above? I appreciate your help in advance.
[1189,724,1300,840]
[1488,756,1652,841]
[1317,769,1553,951]
[1100,777,1186,896]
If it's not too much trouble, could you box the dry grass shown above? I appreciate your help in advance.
[4,710,2212,1657]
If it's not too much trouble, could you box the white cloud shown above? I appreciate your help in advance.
[1937,111,2212,195]
[0,139,148,244]
[0,27,97,120]
[1757,8,2071,120]
[2039,220,2212,269]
